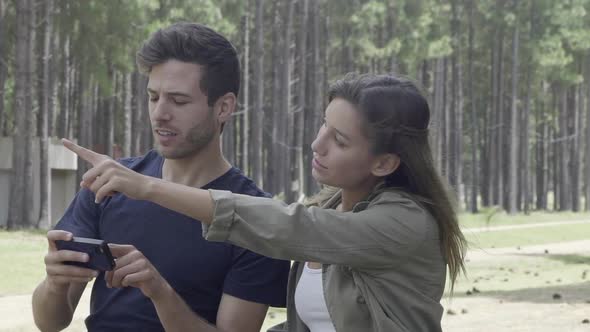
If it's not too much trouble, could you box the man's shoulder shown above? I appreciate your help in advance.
[213,167,270,198]
[117,150,161,171]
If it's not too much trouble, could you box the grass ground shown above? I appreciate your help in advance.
[0,211,588,331]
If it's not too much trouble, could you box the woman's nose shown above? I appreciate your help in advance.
[311,129,327,156]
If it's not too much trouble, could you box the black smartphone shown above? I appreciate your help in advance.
[55,237,116,271]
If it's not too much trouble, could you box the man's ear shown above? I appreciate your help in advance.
[214,92,237,124]
[371,153,401,177]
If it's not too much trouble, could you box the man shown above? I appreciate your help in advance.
[32,22,289,332]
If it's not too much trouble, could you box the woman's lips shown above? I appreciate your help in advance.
[312,158,327,170]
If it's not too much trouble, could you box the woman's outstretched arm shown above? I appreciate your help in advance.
[62,138,215,224]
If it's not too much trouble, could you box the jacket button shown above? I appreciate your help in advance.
[357,295,366,304]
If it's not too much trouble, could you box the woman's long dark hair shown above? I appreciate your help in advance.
[321,73,467,291]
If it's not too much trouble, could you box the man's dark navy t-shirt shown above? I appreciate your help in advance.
[55,150,290,331]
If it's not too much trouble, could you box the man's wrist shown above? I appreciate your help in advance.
[149,278,175,303]
[45,277,69,294]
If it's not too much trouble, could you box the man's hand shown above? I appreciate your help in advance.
[44,230,98,291]
[62,138,151,203]
[106,244,171,300]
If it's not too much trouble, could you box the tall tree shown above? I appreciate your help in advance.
[585,56,590,211]
[250,0,264,184]
[449,0,463,198]
[282,0,295,202]
[38,0,54,228]
[467,0,478,213]
[294,0,308,200]
[508,5,519,214]
[7,0,30,229]
[123,72,132,157]
[0,0,6,135]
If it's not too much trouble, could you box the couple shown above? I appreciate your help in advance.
[32,22,466,332]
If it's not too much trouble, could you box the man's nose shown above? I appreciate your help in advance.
[151,99,172,121]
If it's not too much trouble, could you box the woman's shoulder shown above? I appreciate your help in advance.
[368,188,428,209]
[366,189,437,231]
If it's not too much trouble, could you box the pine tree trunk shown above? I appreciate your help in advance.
[467,0,478,213]
[508,20,519,214]
[106,70,116,156]
[295,0,308,199]
[0,0,6,136]
[57,36,69,138]
[8,0,30,229]
[138,74,148,154]
[123,72,132,157]
[571,84,581,211]
[49,31,58,137]
[268,1,281,194]
[521,68,532,214]
[38,0,54,229]
[495,27,505,208]
[303,0,321,196]
[444,58,451,177]
[250,0,264,183]
[449,0,463,200]
[131,72,140,155]
[23,0,37,226]
[282,0,295,202]
[432,58,444,173]
[585,58,590,211]
[535,97,547,210]
[558,86,570,210]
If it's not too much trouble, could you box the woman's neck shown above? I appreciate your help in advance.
[339,179,380,211]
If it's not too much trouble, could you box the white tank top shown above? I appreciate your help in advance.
[294,263,337,332]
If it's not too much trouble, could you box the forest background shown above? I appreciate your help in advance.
[1,0,590,229]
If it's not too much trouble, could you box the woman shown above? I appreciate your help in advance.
[65,73,466,332]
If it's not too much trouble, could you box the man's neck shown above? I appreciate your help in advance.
[161,142,231,188]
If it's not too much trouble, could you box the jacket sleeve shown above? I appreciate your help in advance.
[202,189,437,269]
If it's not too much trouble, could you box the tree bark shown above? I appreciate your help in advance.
[508,18,519,214]
[449,0,463,199]
[494,26,505,207]
[268,1,281,194]
[123,72,132,157]
[23,0,37,226]
[535,91,548,210]
[38,0,54,229]
[467,0,478,213]
[282,0,295,202]
[585,57,590,211]
[0,0,6,136]
[571,84,581,211]
[294,0,308,200]
[252,0,264,189]
[558,85,569,210]
[8,0,30,229]
[57,36,70,138]
[303,0,321,196]
[250,0,264,183]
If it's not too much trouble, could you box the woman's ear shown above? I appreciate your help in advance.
[214,92,237,124]
[371,153,401,177]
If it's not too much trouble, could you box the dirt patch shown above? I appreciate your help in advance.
[2,240,589,332]
[442,240,590,332]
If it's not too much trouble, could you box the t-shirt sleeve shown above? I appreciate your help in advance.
[54,188,101,238]
[222,245,290,308]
